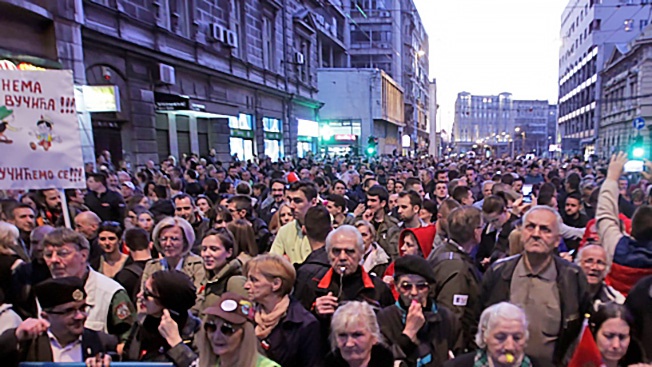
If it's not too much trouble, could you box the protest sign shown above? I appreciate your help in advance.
[0,69,85,190]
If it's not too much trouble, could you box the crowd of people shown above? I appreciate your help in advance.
[0,148,652,367]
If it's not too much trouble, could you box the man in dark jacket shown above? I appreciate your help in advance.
[428,206,483,351]
[297,224,393,320]
[378,255,463,367]
[294,205,332,310]
[228,195,272,253]
[173,193,210,253]
[84,172,126,224]
[625,275,652,361]
[258,179,287,225]
[0,277,117,366]
[480,205,591,367]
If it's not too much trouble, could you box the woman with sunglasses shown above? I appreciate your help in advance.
[196,292,280,367]
[197,229,247,314]
[243,254,322,367]
[377,255,462,367]
[123,269,199,366]
[98,221,131,279]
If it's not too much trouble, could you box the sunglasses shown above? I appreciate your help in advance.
[398,282,429,292]
[143,289,159,299]
[204,320,239,336]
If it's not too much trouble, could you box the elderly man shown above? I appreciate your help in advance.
[473,180,496,209]
[296,225,394,315]
[480,205,591,367]
[74,211,103,271]
[42,228,135,346]
[378,255,463,366]
[576,244,624,313]
[0,277,116,366]
[428,206,484,350]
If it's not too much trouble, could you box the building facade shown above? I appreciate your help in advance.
[599,24,652,157]
[318,68,404,155]
[453,92,515,157]
[428,78,439,157]
[558,0,652,158]
[349,0,429,152]
[2,0,351,167]
[513,100,554,156]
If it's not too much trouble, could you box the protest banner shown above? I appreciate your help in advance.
[0,69,85,190]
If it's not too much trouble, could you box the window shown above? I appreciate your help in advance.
[231,0,245,58]
[262,15,276,71]
[641,19,649,30]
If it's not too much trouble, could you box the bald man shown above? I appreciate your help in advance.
[576,244,624,313]
[74,211,103,270]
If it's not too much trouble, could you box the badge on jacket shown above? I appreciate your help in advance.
[453,294,468,306]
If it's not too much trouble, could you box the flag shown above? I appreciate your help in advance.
[568,316,604,367]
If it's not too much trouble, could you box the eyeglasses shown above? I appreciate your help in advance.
[398,282,429,292]
[203,320,239,336]
[47,304,92,317]
[143,289,160,299]
[43,248,76,259]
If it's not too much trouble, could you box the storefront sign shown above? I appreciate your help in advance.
[83,85,121,112]
[334,134,357,142]
[231,129,254,139]
[0,70,85,189]
[264,132,282,140]
[154,92,190,111]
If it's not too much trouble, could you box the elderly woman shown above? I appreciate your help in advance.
[141,217,205,296]
[243,253,322,367]
[588,302,646,367]
[355,220,390,278]
[0,222,23,298]
[325,301,394,367]
[195,292,280,367]
[444,302,531,367]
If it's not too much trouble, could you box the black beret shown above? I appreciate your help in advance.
[393,255,437,284]
[35,276,86,310]
[151,270,197,314]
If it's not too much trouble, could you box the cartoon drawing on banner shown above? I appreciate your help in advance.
[29,116,61,151]
[0,105,20,144]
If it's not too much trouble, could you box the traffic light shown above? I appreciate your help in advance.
[366,136,377,157]
[630,135,646,160]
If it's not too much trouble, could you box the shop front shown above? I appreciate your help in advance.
[297,119,319,158]
[229,113,256,162]
[155,92,232,162]
[263,117,283,161]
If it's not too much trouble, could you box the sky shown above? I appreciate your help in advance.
[413,0,570,133]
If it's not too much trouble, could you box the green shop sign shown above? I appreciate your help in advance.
[230,129,254,139]
[264,132,283,140]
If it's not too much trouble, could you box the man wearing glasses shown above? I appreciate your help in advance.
[41,228,135,350]
[0,277,116,365]
[377,255,463,366]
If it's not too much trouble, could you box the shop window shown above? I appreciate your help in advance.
[177,115,191,156]
[264,139,283,161]
[263,117,281,132]
[230,114,253,130]
[156,113,171,162]
[230,137,255,161]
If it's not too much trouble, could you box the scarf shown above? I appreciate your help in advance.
[254,295,290,339]
[473,349,532,367]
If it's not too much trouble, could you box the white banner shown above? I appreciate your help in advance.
[0,70,85,190]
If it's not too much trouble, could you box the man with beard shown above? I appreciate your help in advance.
[36,189,64,227]
[0,277,116,366]
[258,179,287,225]
[270,181,319,264]
[4,203,35,261]
[481,206,590,367]
[576,245,624,313]
[173,193,210,253]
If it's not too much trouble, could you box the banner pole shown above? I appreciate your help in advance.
[59,189,72,229]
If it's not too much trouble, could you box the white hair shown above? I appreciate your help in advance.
[522,205,563,233]
[330,301,382,352]
[152,216,195,255]
[476,302,529,349]
[325,225,364,253]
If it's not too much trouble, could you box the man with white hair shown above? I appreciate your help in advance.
[480,205,591,367]
[295,225,394,316]
[576,244,624,312]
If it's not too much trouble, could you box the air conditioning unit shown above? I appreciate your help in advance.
[225,30,238,48]
[294,52,305,65]
[209,23,225,42]
[157,63,176,85]
[379,11,390,17]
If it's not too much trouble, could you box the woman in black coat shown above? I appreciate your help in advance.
[244,254,323,367]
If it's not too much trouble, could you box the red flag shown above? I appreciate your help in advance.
[568,318,604,367]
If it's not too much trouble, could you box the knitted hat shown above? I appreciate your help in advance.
[151,270,197,315]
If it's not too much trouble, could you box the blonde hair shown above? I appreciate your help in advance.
[196,316,259,367]
[269,202,291,234]
[152,216,194,255]
[0,222,19,256]
[330,301,382,352]
[244,253,296,296]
